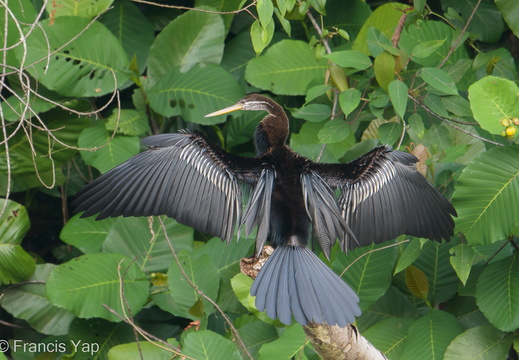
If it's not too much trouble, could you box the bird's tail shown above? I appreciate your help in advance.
[250,245,361,327]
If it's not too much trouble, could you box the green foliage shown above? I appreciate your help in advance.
[1,0,519,359]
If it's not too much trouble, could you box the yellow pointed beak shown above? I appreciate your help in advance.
[204,103,243,117]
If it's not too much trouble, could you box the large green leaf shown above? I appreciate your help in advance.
[236,317,278,359]
[468,76,519,135]
[0,199,30,245]
[103,217,194,272]
[16,17,130,97]
[100,0,154,73]
[258,324,306,360]
[0,112,90,174]
[231,273,277,325]
[496,0,519,38]
[356,286,418,332]
[0,244,36,285]
[413,242,458,304]
[148,64,244,124]
[46,253,149,321]
[181,330,241,360]
[400,310,462,360]
[476,254,519,332]
[0,264,75,335]
[363,317,415,359]
[105,109,150,136]
[46,0,113,18]
[452,146,519,244]
[60,214,117,254]
[107,340,178,360]
[333,242,397,311]
[443,0,504,43]
[444,325,512,360]
[167,253,220,317]
[245,40,328,95]
[78,125,140,174]
[147,10,225,79]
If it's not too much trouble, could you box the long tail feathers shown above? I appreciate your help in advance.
[250,245,361,327]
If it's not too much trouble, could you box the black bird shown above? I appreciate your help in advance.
[73,94,455,327]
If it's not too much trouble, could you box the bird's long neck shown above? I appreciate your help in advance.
[254,108,289,156]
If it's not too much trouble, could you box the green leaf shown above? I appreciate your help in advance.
[395,239,431,274]
[420,67,458,95]
[449,244,474,286]
[353,2,409,55]
[258,325,306,360]
[103,217,194,272]
[366,26,397,58]
[148,64,244,124]
[245,40,328,95]
[181,330,241,360]
[46,0,113,18]
[324,50,372,70]
[105,109,150,136]
[443,0,504,43]
[318,119,351,144]
[0,264,75,335]
[476,254,519,331]
[399,21,468,67]
[333,242,397,311]
[388,79,408,118]
[60,214,117,254]
[400,310,462,360]
[356,286,418,332]
[46,253,149,321]
[305,85,332,104]
[0,110,90,174]
[378,122,403,146]
[237,318,278,359]
[107,340,178,360]
[290,104,331,122]
[339,88,362,118]
[444,325,512,360]
[0,244,36,284]
[453,146,519,244]
[373,51,394,91]
[412,39,446,59]
[257,0,274,28]
[167,253,220,317]
[250,19,275,56]
[441,96,473,117]
[147,11,224,78]
[468,76,519,135]
[0,199,30,245]
[16,17,130,97]
[100,0,154,74]
[414,242,458,304]
[364,318,415,359]
[78,125,140,174]
[496,0,519,38]
[231,273,272,323]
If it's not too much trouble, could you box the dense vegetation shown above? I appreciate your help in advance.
[1,0,518,359]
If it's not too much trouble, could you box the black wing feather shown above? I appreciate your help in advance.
[308,145,456,250]
[73,132,264,243]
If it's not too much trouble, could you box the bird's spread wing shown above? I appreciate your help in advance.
[301,172,352,259]
[308,145,456,250]
[73,132,264,243]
